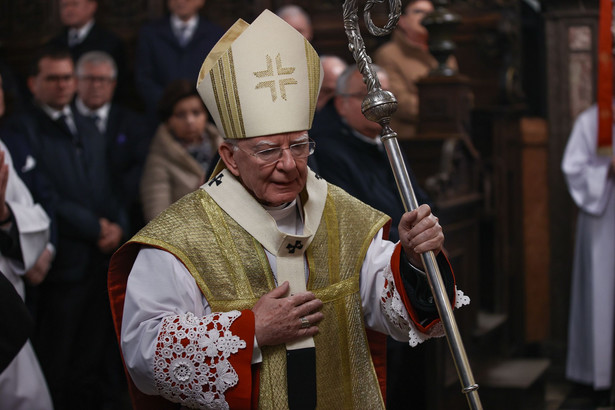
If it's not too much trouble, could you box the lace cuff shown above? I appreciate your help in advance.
[381,263,470,347]
[154,311,247,409]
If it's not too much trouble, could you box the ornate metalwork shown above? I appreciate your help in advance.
[341,1,482,409]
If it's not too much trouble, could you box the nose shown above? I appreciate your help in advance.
[275,146,297,169]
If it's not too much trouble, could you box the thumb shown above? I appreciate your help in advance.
[268,281,290,299]
[400,209,419,229]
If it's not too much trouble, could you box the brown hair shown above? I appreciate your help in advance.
[156,79,206,122]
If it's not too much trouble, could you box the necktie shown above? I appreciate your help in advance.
[91,113,104,134]
[57,114,82,149]
[68,30,80,47]
[177,24,189,47]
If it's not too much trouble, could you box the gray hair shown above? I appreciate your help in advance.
[275,4,311,25]
[75,51,117,79]
[336,64,384,95]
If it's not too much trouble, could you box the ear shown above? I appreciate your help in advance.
[27,76,36,95]
[334,95,346,117]
[218,142,240,177]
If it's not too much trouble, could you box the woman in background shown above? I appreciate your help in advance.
[140,79,221,222]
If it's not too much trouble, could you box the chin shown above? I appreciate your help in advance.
[264,190,299,207]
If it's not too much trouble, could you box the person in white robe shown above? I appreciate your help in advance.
[562,101,615,391]
[0,140,53,410]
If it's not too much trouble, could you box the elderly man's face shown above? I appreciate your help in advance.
[335,70,389,139]
[168,0,205,21]
[28,57,76,111]
[60,0,97,28]
[77,61,116,110]
[220,131,310,207]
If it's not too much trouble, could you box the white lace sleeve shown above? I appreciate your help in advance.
[380,264,470,347]
[154,311,247,409]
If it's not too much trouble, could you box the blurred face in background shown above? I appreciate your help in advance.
[335,69,389,139]
[317,57,347,111]
[28,57,76,111]
[60,0,97,29]
[168,0,205,21]
[166,95,208,146]
[399,0,433,47]
[77,61,116,110]
[282,14,312,41]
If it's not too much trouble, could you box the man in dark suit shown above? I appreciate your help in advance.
[74,51,150,235]
[311,64,431,242]
[310,64,433,409]
[47,0,127,102]
[134,0,224,116]
[9,46,127,410]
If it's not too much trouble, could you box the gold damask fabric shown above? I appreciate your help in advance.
[126,183,391,409]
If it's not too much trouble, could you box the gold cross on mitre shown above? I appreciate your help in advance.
[254,54,298,102]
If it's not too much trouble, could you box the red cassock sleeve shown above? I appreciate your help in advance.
[108,243,257,409]
[388,243,456,334]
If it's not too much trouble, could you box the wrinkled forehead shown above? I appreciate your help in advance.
[238,131,309,147]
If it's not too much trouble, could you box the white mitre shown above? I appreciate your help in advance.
[196,9,323,140]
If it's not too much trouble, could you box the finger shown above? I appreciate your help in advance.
[0,164,8,192]
[303,311,324,326]
[400,209,419,229]
[412,231,444,254]
[268,281,290,299]
[408,215,439,240]
[289,290,316,306]
[294,298,323,318]
[298,325,321,338]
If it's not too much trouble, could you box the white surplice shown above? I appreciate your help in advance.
[562,103,615,390]
[0,141,53,410]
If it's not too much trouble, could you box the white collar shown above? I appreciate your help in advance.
[40,103,72,121]
[203,168,326,256]
[342,119,382,146]
[170,14,198,32]
[264,199,304,236]
[75,97,110,121]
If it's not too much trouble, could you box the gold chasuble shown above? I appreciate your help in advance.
[123,170,390,409]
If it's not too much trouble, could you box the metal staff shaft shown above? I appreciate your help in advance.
[341,1,482,408]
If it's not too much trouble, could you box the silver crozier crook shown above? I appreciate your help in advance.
[341,1,482,408]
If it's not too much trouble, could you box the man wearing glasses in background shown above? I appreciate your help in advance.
[8,46,127,410]
[74,51,150,236]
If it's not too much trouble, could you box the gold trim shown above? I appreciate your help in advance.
[304,38,320,127]
[210,50,246,140]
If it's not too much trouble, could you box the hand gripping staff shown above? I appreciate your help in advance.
[341,1,482,408]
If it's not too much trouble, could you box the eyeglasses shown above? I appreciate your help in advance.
[43,74,74,83]
[237,139,316,164]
